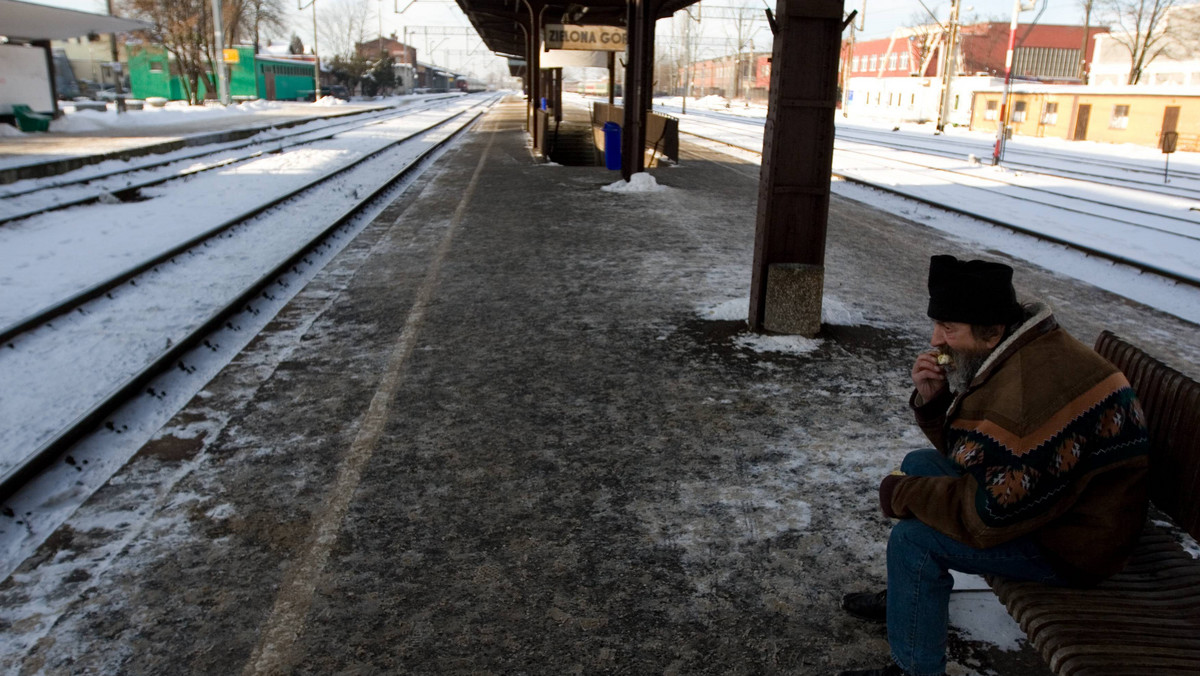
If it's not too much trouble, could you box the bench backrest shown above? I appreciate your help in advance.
[1095,330,1200,541]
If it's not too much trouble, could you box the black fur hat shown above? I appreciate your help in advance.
[927,255,1022,326]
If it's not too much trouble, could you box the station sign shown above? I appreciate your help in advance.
[223,48,240,64]
[543,24,627,51]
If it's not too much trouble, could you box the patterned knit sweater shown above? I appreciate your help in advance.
[890,303,1150,584]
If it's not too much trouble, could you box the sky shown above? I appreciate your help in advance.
[2,95,1199,670]
[27,0,1097,61]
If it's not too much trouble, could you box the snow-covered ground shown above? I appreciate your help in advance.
[639,93,1200,326]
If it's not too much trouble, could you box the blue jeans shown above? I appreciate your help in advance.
[886,449,1068,676]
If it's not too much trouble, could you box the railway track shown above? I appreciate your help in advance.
[666,108,1200,200]
[833,128,1200,201]
[679,123,1200,288]
[0,95,463,226]
[0,93,498,501]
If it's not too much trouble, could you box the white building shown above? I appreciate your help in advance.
[844,75,1001,127]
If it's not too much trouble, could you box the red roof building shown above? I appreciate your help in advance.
[842,23,1109,83]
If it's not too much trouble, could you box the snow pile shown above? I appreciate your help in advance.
[697,296,865,326]
[312,96,348,107]
[46,99,294,133]
[0,124,24,137]
[735,332,822,355]
[697,298,748,321]
[601,172,669,193]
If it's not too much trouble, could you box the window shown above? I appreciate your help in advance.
[1041,102,1058,125]
[899,53,909,70]
[870,55,878,71]
[1110,104,1130,129]
[150,61,164,73]
[852,56,860,71]
[953,94,960,110]
[888,53,898,70]
[1012,101,1027,123]
[984,100,998,121]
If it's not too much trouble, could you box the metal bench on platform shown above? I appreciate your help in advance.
[989,330,1200,675]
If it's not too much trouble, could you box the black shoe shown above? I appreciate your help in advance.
[841,589,887,623]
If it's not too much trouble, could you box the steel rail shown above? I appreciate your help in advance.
[668,106,1200,184]
[833,130,1200,199]
[829,143,1200,233]
[0,103,478,348]
[0,102,492,502]
[673,111,1200,196]
[0,96,465,225]
[680,128,1200,290]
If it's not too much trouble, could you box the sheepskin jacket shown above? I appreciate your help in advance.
[891,303,1150,585]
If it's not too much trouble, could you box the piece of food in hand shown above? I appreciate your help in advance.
[936,352,953,366]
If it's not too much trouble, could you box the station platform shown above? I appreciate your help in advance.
[2,94,1197,674]
[0,101,389,184]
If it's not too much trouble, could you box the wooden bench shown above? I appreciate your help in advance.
[988,330,1200,675]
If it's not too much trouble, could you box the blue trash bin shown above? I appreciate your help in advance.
[603,122,621,170]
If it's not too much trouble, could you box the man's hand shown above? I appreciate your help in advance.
[912,351,948,403]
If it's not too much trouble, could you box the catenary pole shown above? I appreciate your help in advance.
[991,0,1021,165]
[936,0,959,132]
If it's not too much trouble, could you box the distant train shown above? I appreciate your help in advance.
[455,77,489,93]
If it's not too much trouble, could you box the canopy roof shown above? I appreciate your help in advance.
[454,0,698,58]
[0,0,152,41]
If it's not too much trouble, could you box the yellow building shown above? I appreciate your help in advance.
[970,85,1200,151]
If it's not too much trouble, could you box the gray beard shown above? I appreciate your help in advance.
[946,348,993,394]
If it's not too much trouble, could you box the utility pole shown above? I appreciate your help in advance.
[1078,0,1093,83]
[681,5,699,114]
[211,0,230,104]
[841,0,865,116]
[104,0,126,113]
[936,0,959,132]
[299,0,321,99]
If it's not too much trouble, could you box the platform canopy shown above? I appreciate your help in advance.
[0,0,152,41]
[454,0,698,58]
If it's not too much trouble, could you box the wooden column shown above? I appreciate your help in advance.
[524,0,543,151]
[748,0,844,336]
[621,0,656,181]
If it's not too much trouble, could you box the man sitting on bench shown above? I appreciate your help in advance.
[838,255,1151,676]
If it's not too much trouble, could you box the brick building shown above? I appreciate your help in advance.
[841,23,1109,125]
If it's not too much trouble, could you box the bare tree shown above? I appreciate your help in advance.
[724,2,761,100]
[318,0,372,59]
[230,0,290,52]
[1163,3,1200,59]
[905,14,945,77]
[121,0,219,103]
[1098,0,1178,84]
